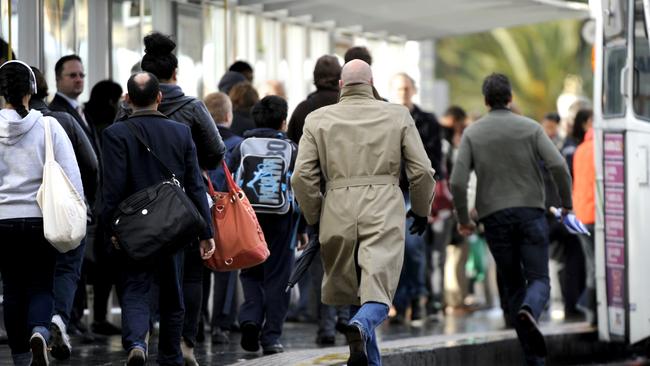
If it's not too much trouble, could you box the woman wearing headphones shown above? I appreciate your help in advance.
[0,60,82,366]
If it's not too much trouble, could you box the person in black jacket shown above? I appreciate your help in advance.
[29,66,101,360]
[287,55,341,144]
[391,72,442,324]
[115,32,225,365]
[102,72,215,366]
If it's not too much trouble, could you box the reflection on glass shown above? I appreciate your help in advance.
[176,3,203,97]
[633,1,650,120]
[43,0,88,101]
[111,0,152,94]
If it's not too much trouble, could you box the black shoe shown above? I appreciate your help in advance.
[517,308,547,357]
[50,315,72,360]
[29,333,49,366]
[316,334,336,346]
[211,328,230,345]
[92,320,122,336]
[343,323,368,366]
[240,322,260,352]
[335,321,348,335]
[262,343,284,355]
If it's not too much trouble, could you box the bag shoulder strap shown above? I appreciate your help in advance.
[123,120,177,182]
[42,117,54,162]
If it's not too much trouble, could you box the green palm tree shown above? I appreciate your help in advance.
[436,19,593,120]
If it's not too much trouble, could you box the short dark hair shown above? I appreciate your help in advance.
[482,73,512,109]
[141,32,178,80]
[313,55,341,90]
[543,112,561,124]
[229,61,253,74]
[127,72,160,107]
[55,54,82,79]
[444,105,467,122]
[251,95,287,130]
[31,66,49,100]
[344,46,372,65]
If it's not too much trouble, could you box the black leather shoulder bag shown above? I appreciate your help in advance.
[111,120,206,260]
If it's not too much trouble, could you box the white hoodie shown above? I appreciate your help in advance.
[0,108,83,220]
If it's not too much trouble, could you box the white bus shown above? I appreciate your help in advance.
[592,0,650,345]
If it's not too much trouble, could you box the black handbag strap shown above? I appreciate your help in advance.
[124,120,179,184]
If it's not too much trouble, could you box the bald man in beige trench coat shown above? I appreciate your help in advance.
[291,60,435,366]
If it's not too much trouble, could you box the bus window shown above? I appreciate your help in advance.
[603,0,628,117]
[633,0,650,120]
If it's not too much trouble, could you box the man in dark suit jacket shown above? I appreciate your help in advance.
[49,55,101,155]
[101,72,215,366]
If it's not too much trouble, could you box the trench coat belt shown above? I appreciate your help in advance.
[325,175,398,191]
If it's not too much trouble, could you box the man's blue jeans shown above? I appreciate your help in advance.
[350,302,389,366]
[116,250,185,365]
[53,239,86,326]
[482,207,550,366]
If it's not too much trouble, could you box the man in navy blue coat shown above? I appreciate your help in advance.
[101,72,215,366]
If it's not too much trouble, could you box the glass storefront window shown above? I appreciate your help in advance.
[111,0,152,94]
[43,0,89,101]
[0,0,19,62]
[175,3,203,97]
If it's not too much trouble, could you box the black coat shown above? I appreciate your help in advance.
[101,110,213,240]
[230,109,256,138]
[31,98,100,206]
[50,93,101,157]
[116,84,226,170]
[411,104,443,179]
[287,88,339,144]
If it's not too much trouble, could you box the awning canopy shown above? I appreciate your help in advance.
[236,0,590,39]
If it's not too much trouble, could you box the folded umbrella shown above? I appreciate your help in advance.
[286,235,320,293]
[551,207,591,236]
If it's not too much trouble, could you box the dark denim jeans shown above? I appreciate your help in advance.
[116,250,185,366]
[182,243,203,347]
[0,218,57,356]
[350,302,389,366]
[393,215,427,313]
[53,238,86,326]
[482,208,550,366]
[239,214,294,347]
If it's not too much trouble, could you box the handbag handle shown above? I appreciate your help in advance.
[205,161,239,196]
[42,117,55,162]
[124,121,179,185]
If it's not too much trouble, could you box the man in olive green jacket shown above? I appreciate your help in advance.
[291,60,435,366]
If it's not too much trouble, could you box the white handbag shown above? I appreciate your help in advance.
[36,117,87,253]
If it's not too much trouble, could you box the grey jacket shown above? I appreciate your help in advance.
[0,109,83,220]
[30,98,99,205]
[116,84,225,170]
[450,109,572,225]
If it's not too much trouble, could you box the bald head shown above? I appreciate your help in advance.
[340,59,373,87]
[127,71,161,109]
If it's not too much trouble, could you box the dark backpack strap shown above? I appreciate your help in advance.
[163,97,196,118]
[124,120,177,182]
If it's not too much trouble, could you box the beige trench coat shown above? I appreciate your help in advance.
[291,84,435,307]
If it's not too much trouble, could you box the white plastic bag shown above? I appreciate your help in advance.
[36,117,87,253]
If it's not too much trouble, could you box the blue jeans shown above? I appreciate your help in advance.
[394,216,427,313]
[0,219,56,357]
[482,208,550,366]
[350,302,389,366]
[116,250,185,365]
[53,238,86,326]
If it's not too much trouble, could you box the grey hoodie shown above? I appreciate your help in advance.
[0,108,83,220]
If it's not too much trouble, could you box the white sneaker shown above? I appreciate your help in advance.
[50,314,72,360]
[29,332,49,366]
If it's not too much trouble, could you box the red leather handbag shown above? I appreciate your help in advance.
[204,162,269,271]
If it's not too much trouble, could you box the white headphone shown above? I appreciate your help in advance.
[0,60,37,95]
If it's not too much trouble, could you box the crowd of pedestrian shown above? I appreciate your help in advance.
[0,32,597,366]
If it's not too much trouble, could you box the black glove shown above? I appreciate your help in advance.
[407,209,428,236]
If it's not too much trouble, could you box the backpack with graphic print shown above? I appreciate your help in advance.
[235,136,296,215]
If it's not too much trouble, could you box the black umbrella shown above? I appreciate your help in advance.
[285,235,320,293]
